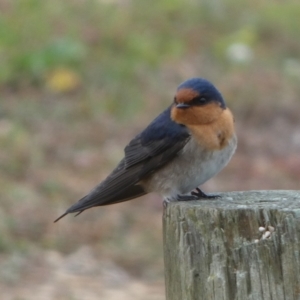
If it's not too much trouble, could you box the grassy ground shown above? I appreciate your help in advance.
[1,0,300,299]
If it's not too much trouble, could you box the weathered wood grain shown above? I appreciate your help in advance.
[163,190,300,300]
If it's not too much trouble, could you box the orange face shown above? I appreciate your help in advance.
[171,88,235,150]
[171,88,224,126]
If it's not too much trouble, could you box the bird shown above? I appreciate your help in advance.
[54,77,237,222]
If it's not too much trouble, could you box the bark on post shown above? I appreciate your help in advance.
[163,190,300,300]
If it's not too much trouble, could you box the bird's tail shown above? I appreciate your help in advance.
[54,184,146,222]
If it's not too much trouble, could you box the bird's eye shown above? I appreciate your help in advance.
[192,96,208,105]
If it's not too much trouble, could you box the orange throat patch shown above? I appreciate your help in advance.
[182,108,235,150]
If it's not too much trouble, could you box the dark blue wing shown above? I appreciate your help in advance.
[54,107,190,220]
[124,106,190,167]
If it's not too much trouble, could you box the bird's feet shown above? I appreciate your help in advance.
[177,188,220,201]
[191,188,220,199]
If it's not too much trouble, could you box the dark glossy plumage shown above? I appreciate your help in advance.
[54,107,190,222]
[55,77,236,222]
[177,78,226,109]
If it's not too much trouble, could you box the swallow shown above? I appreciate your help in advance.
[54,78,237,222]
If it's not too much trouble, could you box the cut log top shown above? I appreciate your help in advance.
[168,190,300,211]
[163,190,300,300]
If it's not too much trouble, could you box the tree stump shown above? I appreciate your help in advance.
[163,190,300,300]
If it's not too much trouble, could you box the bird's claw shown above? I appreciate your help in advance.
[177,194,200,201]
[176,188,220,201]
[191,187,220,199]
[163,199,170,208]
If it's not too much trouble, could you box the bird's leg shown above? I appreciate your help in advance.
[191,187,220,199]
[176,188,220,201]
[176,194,200,201]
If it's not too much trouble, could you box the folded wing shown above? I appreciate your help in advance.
[54,107,190,221]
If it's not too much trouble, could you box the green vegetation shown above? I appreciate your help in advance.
[1,0,300,294]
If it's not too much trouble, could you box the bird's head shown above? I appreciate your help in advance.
[171,78,226,126]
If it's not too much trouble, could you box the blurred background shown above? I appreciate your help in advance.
[1,0,300,299]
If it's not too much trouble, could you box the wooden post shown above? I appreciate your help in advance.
[163,190,300,300]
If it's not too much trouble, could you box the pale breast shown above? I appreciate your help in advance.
[141,134,237,200]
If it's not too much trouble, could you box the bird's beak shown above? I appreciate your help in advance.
[176,103,190,109]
